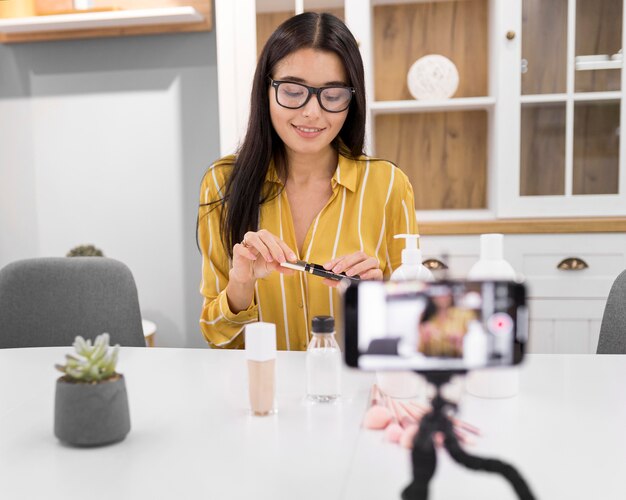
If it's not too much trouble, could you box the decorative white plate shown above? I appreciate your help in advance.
[407,54,459,100]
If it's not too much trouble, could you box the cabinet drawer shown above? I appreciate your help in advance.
[528,298,606,321]
[528,317,602,354]
[420,235,477,278]
[511,234,626,299]
[527,298,604,353]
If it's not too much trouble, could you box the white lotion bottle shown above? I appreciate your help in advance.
[377,234,434,399]
[467,233,516,280]
[466,233,519,398]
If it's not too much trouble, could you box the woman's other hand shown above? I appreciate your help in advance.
[230,229,298,285]
[322,251,382,288]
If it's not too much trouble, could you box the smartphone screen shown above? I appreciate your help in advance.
[343,280,528,372]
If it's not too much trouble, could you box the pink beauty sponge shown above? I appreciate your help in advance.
[385,422,404,443]
[400,424,419,449]
[363,405,393,429]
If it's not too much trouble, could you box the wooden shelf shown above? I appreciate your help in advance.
[0,7,202,33]
[419,218,626,235]
[0,2,211,43]
[370,97,495,114]
[520,92,622,104]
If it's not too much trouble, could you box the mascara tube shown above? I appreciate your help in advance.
[303,262,361,282]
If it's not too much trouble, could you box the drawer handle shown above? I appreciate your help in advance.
[557,257,589,271]
[422,258,449,270]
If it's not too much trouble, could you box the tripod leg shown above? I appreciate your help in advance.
[401,416,438,500]
[442,423,536,500]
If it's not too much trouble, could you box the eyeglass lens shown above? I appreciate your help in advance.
[275,82,352,112]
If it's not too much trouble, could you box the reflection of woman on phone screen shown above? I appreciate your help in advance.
[418,292,475,357]
[197,13,418,350]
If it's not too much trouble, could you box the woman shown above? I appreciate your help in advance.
[198,12,417,350]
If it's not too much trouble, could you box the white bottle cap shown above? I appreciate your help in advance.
[480,233,504,260]
[245,322,276,361]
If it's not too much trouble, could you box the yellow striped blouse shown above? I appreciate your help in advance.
[198,154,418,350]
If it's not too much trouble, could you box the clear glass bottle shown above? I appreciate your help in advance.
[306,315,342,402]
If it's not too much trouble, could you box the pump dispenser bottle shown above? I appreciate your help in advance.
[376,234,432,399]
[466,233,519,399]
[390,234,434,282]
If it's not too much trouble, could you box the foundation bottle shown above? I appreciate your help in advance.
[245,322,277,416]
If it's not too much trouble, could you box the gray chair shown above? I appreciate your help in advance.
[597,269,626,354]
[0,257,145,348]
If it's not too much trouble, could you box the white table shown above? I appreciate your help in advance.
[0,348,625,500]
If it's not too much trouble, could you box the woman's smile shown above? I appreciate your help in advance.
[292,123,326,138]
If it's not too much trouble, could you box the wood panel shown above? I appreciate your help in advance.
[256,8,344,60]
[0,0,211,43]
[520,103,566,196]
[373,0,488,101]
[256,11,293,59]
[575,0,622,93]
[304,7,342,19]
[521,0,567,95]
[33,1,79,15]
[0,0,35,17]
[375,111,487,210]
[573,101,620,194]
[419,217,626,235]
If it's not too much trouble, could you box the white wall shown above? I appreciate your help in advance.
[0,31,220,348]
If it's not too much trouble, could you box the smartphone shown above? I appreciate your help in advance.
[343,280,528,372]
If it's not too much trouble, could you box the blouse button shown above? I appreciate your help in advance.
[297,302,303,308]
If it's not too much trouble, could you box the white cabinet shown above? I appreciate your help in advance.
[498,0,626,218]
[420,233,626,353]
[215,0,626,219]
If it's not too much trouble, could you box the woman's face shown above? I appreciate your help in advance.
[269,48,350,159]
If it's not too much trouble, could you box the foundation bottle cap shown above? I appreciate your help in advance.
[312,315,334,334]
[245,322,277,361]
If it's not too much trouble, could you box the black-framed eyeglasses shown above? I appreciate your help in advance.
[270,79,355,113]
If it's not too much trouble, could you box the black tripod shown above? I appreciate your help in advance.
[402,372,536,500]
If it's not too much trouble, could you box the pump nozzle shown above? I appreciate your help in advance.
[394,233,419,248]
[394,234,420,265]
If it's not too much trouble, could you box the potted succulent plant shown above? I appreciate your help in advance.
[54,333,131,446]
[66,244,104,257]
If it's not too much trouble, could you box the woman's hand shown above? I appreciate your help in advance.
[230,229,298,285]
[322,251,383,288]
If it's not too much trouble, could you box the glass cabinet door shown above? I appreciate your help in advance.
[521,0,568,96]
[520,103,566,196]
[509,0,625,216]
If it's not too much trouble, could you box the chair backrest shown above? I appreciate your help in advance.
[597,269,626,354]
[0,257,145,348]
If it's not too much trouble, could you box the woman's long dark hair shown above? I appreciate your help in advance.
[201,12,366,258]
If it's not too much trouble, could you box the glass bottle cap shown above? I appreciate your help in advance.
[312,315,334,333]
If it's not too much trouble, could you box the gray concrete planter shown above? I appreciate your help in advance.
[54,374,131,446]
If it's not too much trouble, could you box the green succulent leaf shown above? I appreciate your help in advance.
[57,333,120,382]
